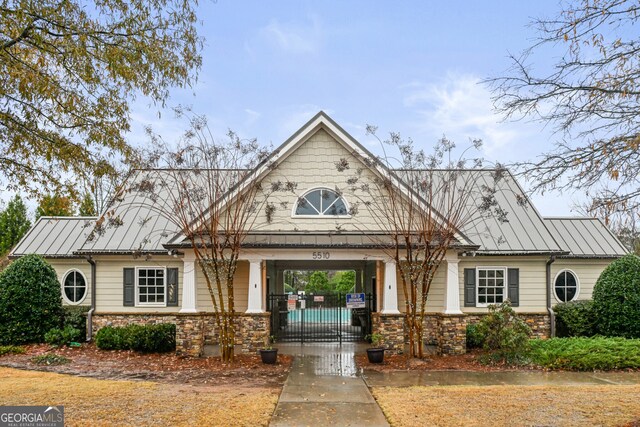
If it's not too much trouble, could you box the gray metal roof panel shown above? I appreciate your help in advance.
[395,170,564,253]
[11,217,97,258]
[543,217,628,257]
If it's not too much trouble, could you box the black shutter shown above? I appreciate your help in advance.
[167,268,179,307]
[464,268,476,307]
[123,268,135,306]
[507,268,519,307]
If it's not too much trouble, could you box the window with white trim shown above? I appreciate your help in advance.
[554,270,579,302]
[477,267,506,306]
[294,188,348,216]
[137,267,165,305]
[62,270,87,304]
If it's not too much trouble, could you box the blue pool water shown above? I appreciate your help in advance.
[288,308,352,323]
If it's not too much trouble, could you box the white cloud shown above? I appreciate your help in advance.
[257,16,323,55]
[402,74,535,157]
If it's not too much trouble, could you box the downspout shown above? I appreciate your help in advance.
[85,256,96,342]
[546,255,557,338]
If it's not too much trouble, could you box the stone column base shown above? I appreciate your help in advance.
[371,312,406,354]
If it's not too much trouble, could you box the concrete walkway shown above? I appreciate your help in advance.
[269,343,389,427]
[363,369,640,387]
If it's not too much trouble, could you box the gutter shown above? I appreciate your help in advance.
[85,256,96,342]
[546,255,557,337]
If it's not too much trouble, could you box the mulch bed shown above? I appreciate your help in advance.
[0,343,292,388]
[355,349,537,372]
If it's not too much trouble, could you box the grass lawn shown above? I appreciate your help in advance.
[373,384,640,427]
[0,367,278,426]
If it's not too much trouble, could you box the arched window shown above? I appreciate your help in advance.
[294,188,349,216]
[554,270,579,302]
[62,270,87,304]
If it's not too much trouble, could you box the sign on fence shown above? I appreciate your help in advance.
[346,293,366,309]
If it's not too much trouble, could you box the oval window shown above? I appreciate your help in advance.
[554,270,579,302]
[62,270,87,304]
[294,188,348,216]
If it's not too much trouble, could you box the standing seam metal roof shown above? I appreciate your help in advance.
[10,217,97,258]
[543,217,628,258]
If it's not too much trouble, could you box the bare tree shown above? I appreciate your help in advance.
[337,130,508,358]
[575,193,640,254]
[126,110,295,362]
[487,0,640,213]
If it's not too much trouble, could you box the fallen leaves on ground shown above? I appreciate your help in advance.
[0,343,292,388]
[355,350,526,372]
[372,384,640,427]
[0,367,277,426]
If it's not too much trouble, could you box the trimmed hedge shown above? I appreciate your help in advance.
[592,254,640,338]
[529,337,640,370]
[0,255,63,344]
[95,323,176,353]
[554,300,596,337]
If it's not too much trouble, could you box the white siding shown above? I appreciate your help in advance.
[48,259,92,306]
[196,260,250,313]
[396,265,446,313]
[93,256,183,313]
[458,256,548,313]
[551,258,612,303]
[246,128,390,233]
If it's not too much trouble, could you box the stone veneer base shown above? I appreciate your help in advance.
[92,312,270,357]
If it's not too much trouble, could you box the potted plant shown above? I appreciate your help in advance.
[365,333,385,363]
[259,335,278,364]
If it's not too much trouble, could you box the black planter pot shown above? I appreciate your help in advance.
[366,347,385,364]
[260,349,278,364]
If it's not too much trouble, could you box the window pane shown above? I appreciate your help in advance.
[479,296,486,304]
[479,270,486,278]
[566,287,577,301]
[488,270,495,278]
[496,270,504,278]
[556,287,566,302]
[496,278,504,287]
[64,287,75,301]
[320,189,338,211]
[566,272,577,288]
[325,199,348,215]
[305,190,322,212]
[295,197,318,215]
[140,295,147,303]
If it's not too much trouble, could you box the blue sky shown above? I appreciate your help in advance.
[8,1,582,216]
[131,0,577,216]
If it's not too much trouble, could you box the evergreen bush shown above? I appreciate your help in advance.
[476,301,531,361]
[554,300,596,337]
[95,323,176,353]
[592,254,640,338]
[0,255,63,344]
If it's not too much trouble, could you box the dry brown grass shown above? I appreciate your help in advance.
[0,367,278,426]
[373,384,640,427]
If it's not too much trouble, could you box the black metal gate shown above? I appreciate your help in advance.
[268,293,373,343]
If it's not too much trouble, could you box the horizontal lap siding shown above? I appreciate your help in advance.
[551,258,613,303]
[48,259,92,306]
[396,266,446,313]
[196,260,249,313]
[458,257,548,313]
[94,256,183,313]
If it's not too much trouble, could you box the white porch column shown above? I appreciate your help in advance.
[381,260,400,314]
[444,253,463,314]
[180,251,197,313]
[246,259,264,313]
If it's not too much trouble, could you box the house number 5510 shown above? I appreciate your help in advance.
[312,251,330,260]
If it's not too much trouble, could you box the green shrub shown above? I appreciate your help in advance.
[0,254,63,344]
[45,325,82,347]
[529,337,640,370]
[476,301,532,361]
[0,345,25,356]
[466,323,485,349]
[31,354,70,365]
[96,323,176,353]
[554,300,596,337]
[592,254,640,338]
[63,306,89,340]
